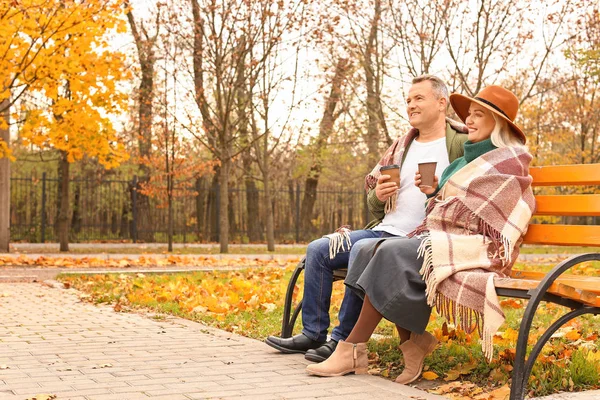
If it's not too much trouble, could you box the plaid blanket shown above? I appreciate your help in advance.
[411,146,535,360]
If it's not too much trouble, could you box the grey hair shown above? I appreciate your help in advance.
[490,114,527,149]
[412,75,449,103]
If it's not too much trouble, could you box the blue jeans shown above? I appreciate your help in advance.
[301,229,392,342]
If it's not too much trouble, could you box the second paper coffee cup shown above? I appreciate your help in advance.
[380,164,400,186]
[418,161,437,187]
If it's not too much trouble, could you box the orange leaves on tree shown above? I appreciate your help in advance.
[2,0,130,167]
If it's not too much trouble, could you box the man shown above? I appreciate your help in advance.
[266,75,467,362]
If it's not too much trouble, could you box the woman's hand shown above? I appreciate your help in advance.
[414,172,438,195]
[376,174,398,202]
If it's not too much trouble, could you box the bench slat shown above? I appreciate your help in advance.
[534,195,600,216]
[530,164,600,186]
[494,278,600,307]
[510,270,600,294]
[523,224,600,246]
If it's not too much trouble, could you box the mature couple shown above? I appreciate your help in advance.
[266,75,535,384]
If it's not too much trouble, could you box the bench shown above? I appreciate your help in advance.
[281,163,600,400]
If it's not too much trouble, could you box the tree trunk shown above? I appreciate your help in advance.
[300,58,350,236]
[218,159,230,253]
[0,99,9,252]
[57,151,70,252]
[285,179,295,234]
[228,188,236,237]
[195,177,206,241]
[100,209,108,236]
[245,179,260,242]
[364,0,384,167]
[71,183,82,233]
[120,202,129,239]
[207,172,219,242]
[127,9,156,243]
[167,176,173,252]
[136,190,152,242]
[111,212,118,234]
[264,170,275,251]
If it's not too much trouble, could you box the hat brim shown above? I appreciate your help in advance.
[449,93,526,144]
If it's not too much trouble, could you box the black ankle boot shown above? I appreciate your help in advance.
[265,333,325,354]
[305,339,338,362]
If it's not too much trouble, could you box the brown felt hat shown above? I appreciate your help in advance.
[449,85,526,144]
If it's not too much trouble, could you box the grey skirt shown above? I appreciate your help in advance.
[344,236,431,334]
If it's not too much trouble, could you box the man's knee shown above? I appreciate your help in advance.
[307,238,329,256]
[305,238,330,270]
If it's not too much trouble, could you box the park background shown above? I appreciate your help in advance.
[1,0,599,254]
[1,2,600,398]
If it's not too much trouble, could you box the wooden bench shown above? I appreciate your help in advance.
[281,163,600,400]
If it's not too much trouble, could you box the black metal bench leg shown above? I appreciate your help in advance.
[510,253,600,400]
[281,257,306,338]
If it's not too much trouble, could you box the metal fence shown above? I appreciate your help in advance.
[9,174,370,243]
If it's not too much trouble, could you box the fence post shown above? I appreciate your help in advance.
[295,182,300,243]
[40,172,47,243]
[132,176,138,243]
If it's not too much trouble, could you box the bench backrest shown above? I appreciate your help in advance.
[524,164,600,247]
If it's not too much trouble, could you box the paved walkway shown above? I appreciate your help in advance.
[0,282,445,400]
[2,281,598,400]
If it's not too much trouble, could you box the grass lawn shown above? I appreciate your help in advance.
[58,259,600,398]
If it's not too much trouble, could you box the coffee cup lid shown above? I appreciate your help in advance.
[418,159,437,164]
[380,164,400,171]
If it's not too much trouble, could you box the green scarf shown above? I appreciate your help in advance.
[429,139,497,198]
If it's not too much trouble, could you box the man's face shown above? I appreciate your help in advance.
[406,81,446,129]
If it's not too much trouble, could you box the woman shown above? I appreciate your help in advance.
[306,86,536,384]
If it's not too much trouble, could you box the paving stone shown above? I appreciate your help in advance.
[0,282,448,400]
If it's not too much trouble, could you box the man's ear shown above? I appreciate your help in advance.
[439,97,448,112]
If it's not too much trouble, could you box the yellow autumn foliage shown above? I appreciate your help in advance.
[0,0,130,167]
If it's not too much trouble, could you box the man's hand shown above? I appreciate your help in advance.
[414,171,438,195]
[376,174,398,202]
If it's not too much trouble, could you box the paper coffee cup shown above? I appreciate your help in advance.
[418,161,437,187]
[380,164,400,186]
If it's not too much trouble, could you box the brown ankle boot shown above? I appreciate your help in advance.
[306,340,368,377]
[395,331,438,385]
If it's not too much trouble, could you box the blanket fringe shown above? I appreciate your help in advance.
[323,226,352,259]
[384,194,397,214]
[433,291,494,362]
[417,233,437,306]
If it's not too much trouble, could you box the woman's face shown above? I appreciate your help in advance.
[465,102,496,143]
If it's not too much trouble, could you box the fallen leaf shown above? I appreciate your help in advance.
[92,363,113,369]
[261,302,276,313]
[487,384,510,399]
[26,395,57,400]
[565,329,581,341]
[430,381,462,394]
[422,371,439,380]
[444,369,461,381]
[192,305,208,314]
